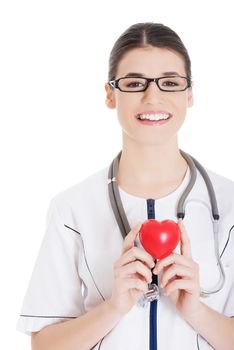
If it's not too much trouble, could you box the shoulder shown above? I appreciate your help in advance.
[203,168,234,221]
[205,168,234,201]
[47,166,110,223]
[53,166,109,205]
[188,164,234,223]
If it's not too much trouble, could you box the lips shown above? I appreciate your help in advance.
[136,110,173,121]
[135,110,173,126]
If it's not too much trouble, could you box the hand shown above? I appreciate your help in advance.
[153,219,201,320]
[109,223,155,316]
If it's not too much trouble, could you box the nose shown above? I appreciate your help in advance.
[142,81,163,104]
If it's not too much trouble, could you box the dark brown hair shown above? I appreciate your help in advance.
[108,22,191,82]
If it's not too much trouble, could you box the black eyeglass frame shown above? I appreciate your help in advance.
[108,76,192,92]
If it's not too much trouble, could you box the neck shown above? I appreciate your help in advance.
[117,135,188,191]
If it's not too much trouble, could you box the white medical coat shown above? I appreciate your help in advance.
[17,164,234,349]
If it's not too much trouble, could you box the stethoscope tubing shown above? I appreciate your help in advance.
[108,152,131,236]
[107,149,225,296]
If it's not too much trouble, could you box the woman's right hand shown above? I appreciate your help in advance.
[109,223,155,316]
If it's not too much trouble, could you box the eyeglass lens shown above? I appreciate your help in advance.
[119,77,188,92]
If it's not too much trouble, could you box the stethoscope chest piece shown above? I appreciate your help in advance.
[138,283,160,307]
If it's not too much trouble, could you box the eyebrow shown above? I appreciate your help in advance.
[124,71,181,77]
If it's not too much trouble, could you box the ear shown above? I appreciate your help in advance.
[105,83,116,109]
[187,88,194,108]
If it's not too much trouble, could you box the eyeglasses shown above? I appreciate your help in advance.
[108,76,192,92]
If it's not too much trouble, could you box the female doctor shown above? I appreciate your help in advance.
[17,23,234,350]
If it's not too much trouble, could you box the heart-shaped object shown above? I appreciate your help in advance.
[139,219,180,259]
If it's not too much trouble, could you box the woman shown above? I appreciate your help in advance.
[17,23,234,350]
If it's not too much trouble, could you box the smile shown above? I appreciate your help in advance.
[137,113,172,121]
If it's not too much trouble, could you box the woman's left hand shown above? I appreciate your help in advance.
[153,219,201,320]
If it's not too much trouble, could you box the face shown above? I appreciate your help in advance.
[105,47,193,147]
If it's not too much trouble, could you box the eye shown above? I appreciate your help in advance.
[119,77,147,91]
[126,80,145,88]
[159,77,188,91]
[162,80,178,87]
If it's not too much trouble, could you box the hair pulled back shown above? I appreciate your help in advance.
[108,23,191,82]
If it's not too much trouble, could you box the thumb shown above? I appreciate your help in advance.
[122,222,142,253]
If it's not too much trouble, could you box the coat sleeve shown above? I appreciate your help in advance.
[16,196,85,335]
[223,267,234,317]
[222,225,234,317]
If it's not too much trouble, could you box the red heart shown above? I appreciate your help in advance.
[139,219,180,259]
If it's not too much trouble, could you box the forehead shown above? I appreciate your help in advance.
[115,47,186,78]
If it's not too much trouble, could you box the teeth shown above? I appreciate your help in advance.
[138,113,170,121]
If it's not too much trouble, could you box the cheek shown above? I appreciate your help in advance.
[171,95,188,116]
[116,95,139,120]
[116,93,136,108]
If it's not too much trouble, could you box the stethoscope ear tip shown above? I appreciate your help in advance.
[177,213,185,219]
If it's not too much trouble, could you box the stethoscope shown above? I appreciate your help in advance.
[108,149,226,303]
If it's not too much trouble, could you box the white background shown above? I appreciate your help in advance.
[1,0,234,348]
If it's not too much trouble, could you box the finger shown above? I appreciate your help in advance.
[115,260,153,284]
[116,246,155,269]
[160,264,194,288]
[122,222,142,254]
[153,253,192,274]
[178,219,192,258]
[119,278,148,293]
[163,278,196,296]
